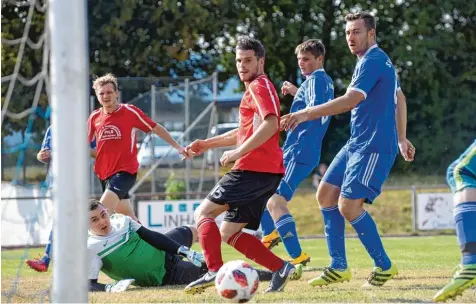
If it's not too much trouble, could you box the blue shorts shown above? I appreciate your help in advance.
[446,141,476,193]
[323,146,396,204]
[100,171,137,200]
[276,158,315,201]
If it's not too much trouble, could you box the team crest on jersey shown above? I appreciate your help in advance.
[98,125,121,141]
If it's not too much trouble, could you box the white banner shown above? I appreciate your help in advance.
[416,192,455,230]
[138,200,261,236]
[1,182,53,247]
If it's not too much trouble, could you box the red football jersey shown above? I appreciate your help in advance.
[232,75,284,174]
[88,104,157,180]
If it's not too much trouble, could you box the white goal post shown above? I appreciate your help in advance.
[49,0,89,302]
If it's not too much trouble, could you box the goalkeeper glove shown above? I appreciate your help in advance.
[177,245,205,267]
[105,279,135,292]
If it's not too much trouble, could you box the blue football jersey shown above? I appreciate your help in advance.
[346,44,398,154]
[282,69,334,165]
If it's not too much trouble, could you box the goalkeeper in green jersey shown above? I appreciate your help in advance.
[88,200,294,292]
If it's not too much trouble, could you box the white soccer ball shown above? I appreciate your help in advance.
[215,260,259,303]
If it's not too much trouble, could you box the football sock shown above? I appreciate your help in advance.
[197,218,223,272]
[321,206,347,270]
[350,210,391,271]
[227,231,284,272]
[260,209,276,236]
[454,202,476,265]
[276,214,302,258]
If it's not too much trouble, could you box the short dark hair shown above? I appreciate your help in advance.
[89,199,103,211]
[345,11,376,32]
[236,36,265,59]
[295,39,326,58]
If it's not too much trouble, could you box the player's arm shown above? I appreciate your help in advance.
[395,89,407,142]
[282,58,381,130]
[236,115,278,156]
[395,89,416,161]
[136,226,203,266]
[203,128,239,149]
[87,250,135,292]
[151,124,184,152]
[37,127,52,164]
[282,91,363,130]
[125,104,188,158]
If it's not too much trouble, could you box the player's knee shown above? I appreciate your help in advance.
[317,183,338,208]
[266,194,286,213]
[219,228,235,243]
[338,199,363,221]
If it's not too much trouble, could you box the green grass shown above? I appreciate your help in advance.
[2,236,475,303]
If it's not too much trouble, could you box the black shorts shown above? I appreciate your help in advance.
[162,226,208,286]
[206,170,282,231]
[100,171,137,200]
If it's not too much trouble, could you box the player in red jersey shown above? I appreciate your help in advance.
[183,37,296,295]
[88,74,189,221]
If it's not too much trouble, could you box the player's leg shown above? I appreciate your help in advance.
[434,143,476,302]
[267,160,315,265]
[260,208,279,249]
[184,174,232,294]
[100,172,138,221]
[26,230,53,272]
[309,147,350,287]
[339,152,397,287]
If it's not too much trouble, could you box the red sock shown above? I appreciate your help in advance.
[197,218,223,272]
[227,231,284,272]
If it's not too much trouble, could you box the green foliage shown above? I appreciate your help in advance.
[164,172,186,200]
[2,0,475,176]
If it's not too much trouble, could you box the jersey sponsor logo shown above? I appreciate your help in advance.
[98,125,122,141]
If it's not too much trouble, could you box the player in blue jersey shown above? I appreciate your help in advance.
[282,12,415,287]
[260,39,333,266]
[433,140,476,302]
[26,126,97,272]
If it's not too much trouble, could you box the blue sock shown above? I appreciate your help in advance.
[276,214,301,258]
[41,230,53,266]
[454,202,476,266]
[350,211,391,271]
[260,209,276,236]
[321,206,347,270]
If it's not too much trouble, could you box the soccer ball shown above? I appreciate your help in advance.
[215,260,259,303]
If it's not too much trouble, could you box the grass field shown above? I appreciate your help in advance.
[2,236,475,303]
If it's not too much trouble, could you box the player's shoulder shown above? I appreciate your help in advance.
[249,75,274,92]
[110,213,130,226]
[89,108,102,119]
[364,47,389,64]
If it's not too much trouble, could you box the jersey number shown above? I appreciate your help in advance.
[210,184,225,199]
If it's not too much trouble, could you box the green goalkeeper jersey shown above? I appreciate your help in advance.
[88,214,167,287]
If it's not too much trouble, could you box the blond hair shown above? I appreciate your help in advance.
[92,73,118,92]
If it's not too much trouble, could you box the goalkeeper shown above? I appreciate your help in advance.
[88,199,302,292]
[88,199,206,291]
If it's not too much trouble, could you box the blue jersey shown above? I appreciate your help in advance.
[347,44,398,154]
[41,126,96,150]
[282,69,334,165]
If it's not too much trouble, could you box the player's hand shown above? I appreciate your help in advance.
[186,139,209,157]
[281,81,298,96]
[281,110,311,131]
[177,146,191,160]
[105,279,135,292]
[37,149,51,164]
[178,246,203,267]
[398,138,416,162]
[220,149,241,166]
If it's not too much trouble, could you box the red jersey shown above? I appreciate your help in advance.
[232,75,284,174]
[88,104,157,180]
